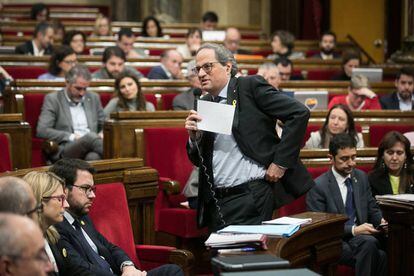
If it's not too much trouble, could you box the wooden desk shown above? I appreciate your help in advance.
[377,201,414,276]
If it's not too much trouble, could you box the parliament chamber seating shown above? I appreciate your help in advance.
[89,182,193,273]
[0,133,12,173]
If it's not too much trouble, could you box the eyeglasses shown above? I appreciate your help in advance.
[42,194,66,207]
[72,184,96,196]
[192,62,221,75]
[62,60,77,65]
[26,203,43,216]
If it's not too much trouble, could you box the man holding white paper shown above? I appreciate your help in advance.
[185,43,313,232]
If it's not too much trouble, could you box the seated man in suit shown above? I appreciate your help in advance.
[173,60,204,110]
[307,133,387,276]
[15,21,54,56]
[117,28,147,59]
[147,49,184,80]
[37,64,105,161]
[50,158,183,276]
[223,27,251,55]
[257,62,281,89]
[201,11,219,30]
[0,213,53,276]
[92,46,144,80]
[380,66,414,110]
[312,31,341,60]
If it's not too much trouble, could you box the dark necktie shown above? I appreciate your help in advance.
[344,178,356,226]
[72,220,112,272]
[213,96,224,103]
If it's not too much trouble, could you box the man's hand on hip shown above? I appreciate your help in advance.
[265,163,286,182]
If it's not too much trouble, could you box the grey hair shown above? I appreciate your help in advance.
[0,213,32,257]
[65,64,92,84]
[196,43,238,77]
[0,177,33,215]
[258,62,277,72]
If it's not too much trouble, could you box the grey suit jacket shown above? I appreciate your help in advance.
[306,168,382,238]
[37,89,105,145]
[172,88,195,110]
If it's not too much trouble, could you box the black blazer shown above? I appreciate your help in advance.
[188,75,314,227]
[379,92,409,110]
[14,40,53,55]
[55,215,131,276]
[369,169,414,197]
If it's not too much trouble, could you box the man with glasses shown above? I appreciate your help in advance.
[185,43,313,232]
[37,64,105,161]
[328,74,382,111]
[0,213,53,276]
[51,158,183,276]
[0,176,41,220]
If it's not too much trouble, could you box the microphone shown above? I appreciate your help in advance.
[193,88,202,111]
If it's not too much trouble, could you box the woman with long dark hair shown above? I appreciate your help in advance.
[369,131,414,196]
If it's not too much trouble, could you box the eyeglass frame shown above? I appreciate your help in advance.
[192,61,222,75]
[72,184,96,196]
[42,194,67,207]
[26,202,43,216]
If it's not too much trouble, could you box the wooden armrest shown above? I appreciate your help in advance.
[41,140,59,157]
[168,249,194,276]
[161,179,181,195]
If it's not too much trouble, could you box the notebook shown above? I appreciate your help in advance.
[294,91,328,110]
[211,254,290,271]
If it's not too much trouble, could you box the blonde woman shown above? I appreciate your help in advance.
[23,171,69,276]
[91,14,112,37]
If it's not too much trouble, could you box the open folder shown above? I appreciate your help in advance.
[218,225,300,237]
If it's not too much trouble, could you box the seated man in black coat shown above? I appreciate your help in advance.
[147,50,184,80]
[312,31,341,60]
[380,66,414,110]
[15,21,54,56]
[51,158,183,276]
[307,133,387,276]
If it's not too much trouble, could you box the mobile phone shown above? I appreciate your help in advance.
[376,223,388,230]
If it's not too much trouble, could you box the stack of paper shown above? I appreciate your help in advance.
[263,216,312,226]
[205,233,267,249]
[376,194,414,206]
[218,224,300,237]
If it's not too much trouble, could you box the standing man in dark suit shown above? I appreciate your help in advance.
[147,50,184,80]
[51,158,183,276]
[37,64,105,161]
[185,43,313,232]
[380,67,414,110]
[306,133,387,276]
[15,21,54,56]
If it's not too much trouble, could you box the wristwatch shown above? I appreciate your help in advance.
[120,261,135,271]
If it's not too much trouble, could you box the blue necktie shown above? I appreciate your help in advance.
[344,178,356,226]
[72,220,112,272]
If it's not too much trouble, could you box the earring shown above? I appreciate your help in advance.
[404,162,407,169]
[381,159,385,169]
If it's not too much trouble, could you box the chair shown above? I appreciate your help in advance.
[143,127,208,239]
[369,125,414,147]
[0,133,12,172]
[88,182,194,274]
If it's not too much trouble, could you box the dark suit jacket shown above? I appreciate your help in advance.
[55,215,131,276]
[147,65,170,79]
[14,40,53,55]
[311,51,341,60]
[368,169,414,197]
[307,168,382,238]
[187,75,314,227]
[379,92,411,110]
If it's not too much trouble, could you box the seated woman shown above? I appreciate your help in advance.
[63,30,87,55]
[369,131,414,197]
[90,14,112,37]
[38,45,77,80]
[267,30,304,60]
[331,49,361,81]
[104,72,155,117]
[176,28,202,58]
[23,171,69,275]
[304,104,364,148]
[141,16,164,38]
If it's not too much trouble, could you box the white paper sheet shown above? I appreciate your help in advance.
[197,100,235,135]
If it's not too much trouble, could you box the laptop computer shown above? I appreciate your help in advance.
[294,91,328,110]
[352,68,383,82]
[211,254,290,271]
[202,30,226,41]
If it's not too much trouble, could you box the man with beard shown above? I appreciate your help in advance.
[37,64,105,161]
[51,158,183,276]
[312,31,340,60]
[92,46,144,80]
[380,67,414,110]
[15,21,54,56]
[307,133,387,276]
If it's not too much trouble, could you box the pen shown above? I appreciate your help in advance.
[218,247,257,254]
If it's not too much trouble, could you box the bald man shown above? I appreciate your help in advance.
[257,62,282,89]
[0,213,52,276]
[223,27,251,55]
[0,176,40,219]
[148,49,184,79]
